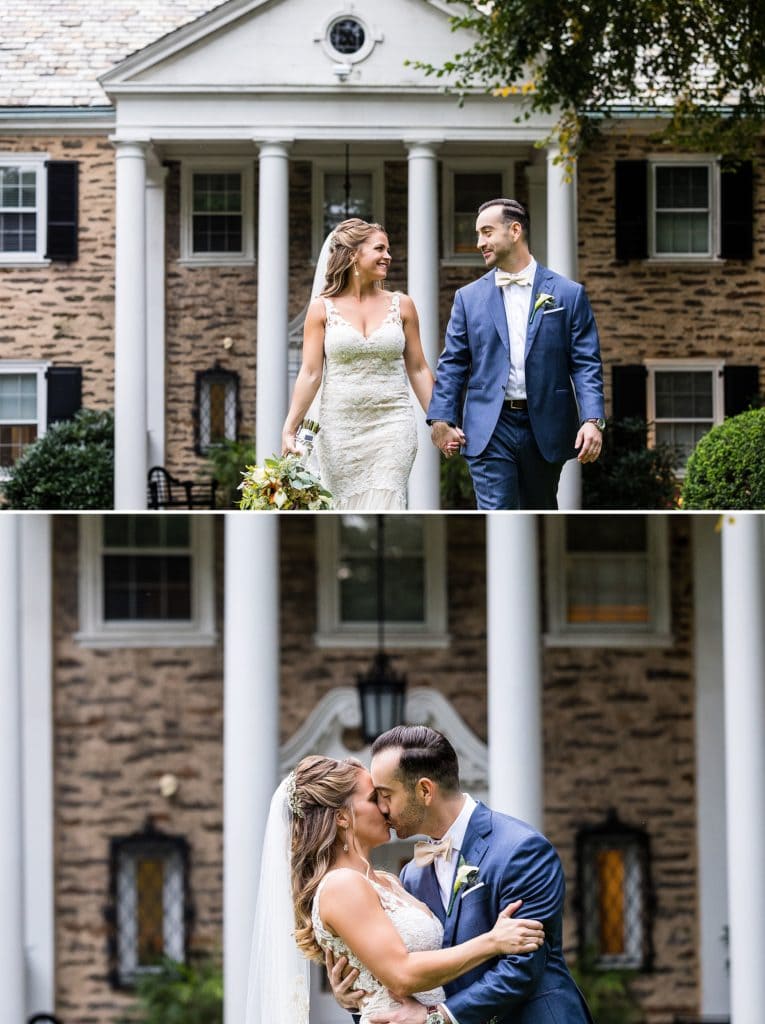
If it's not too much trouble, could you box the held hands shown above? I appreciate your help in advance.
[490,899,545,955]
[575,421,603,464]
[430,421,466,458]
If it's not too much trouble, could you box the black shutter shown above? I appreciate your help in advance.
[724,365,760,416]
[720,160,753,260]
[45,161,79,261]
[46,366,82,424]
[615,160,648,261]
[612,364,648,448]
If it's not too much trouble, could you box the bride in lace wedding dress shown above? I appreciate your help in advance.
[246,756,543,1024]
[281,219,463,510]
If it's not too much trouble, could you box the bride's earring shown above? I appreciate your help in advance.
[353,262,360,278]
[343,830,349,853]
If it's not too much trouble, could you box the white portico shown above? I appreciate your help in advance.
[99,0,577,510]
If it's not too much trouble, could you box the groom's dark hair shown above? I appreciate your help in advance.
[478,197,530,241]
[371,725,460,794]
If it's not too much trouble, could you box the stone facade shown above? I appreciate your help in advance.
[0,134,116,410]
[51,513,697,1022]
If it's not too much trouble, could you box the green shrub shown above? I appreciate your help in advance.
[202,438,256,508]
[570,951,645,1024]
[133,958,222,1024]
[3,408,113,510]
[681,407,765,509]
[582,418,679,510]
[440,453,476,509]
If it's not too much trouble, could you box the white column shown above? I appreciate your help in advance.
[0,517,26,1020]
[224,514,280,1024]
[146,156,168,471]
[722,514,765,1024]
[486,515,543,829]
[256,141,291,461]
[114,140,149,509]
[21,516,55,1016]
[406,142,441,510]
[692,517,729,1015]
[547,146,581,511]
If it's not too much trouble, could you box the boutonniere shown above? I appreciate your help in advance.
[528,292,556,325]
[447,856,480,915]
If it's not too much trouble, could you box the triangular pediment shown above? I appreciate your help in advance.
[100,0,475,93]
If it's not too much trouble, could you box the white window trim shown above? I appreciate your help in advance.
[314,12,381,65]
[0,359,50,479]
[647,154,720,261]
[0,153,50,265]
[442,158,515,265]
[544,516,672,648]
[179,158,255,265]
[311,157,385,260]
[315,515,449,648]
[75,515,217,648]
[645,358,725,474]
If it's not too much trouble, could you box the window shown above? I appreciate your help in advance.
[316,515,448,647]
[0,361,49,473]
[577,813,655,970]
[76,516,217,647]
[108,823,192,988]
[646,360,724,469]
[0,155,47,262]
[649,158,718,259]
[195,367,239,453]
[318,12,378,64]
[443,161,514,262]
[312,158,384,258]
[180,161,254,264]
[545,516,671,646]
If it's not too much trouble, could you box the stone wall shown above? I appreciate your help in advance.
[0,134,115,409]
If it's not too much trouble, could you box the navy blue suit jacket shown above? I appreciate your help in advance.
[400,803,593,1024]
[426,266,605,463]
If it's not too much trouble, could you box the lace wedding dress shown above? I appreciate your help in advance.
[316,292,418,510]
[312,871,446,1024]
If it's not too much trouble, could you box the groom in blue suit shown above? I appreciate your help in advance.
[330,725,593,1024]
[427,199,605,509]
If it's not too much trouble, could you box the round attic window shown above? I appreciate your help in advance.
[328,16,366,56]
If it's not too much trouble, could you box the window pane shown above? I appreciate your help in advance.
[323,172,373,234]
[200,373,237,448]
[136,858,165,967]
[655,165,708,209]
[656,211,709,254]
[566,557,649,624]
[454,172,503,213]
[193,173,242,213]
[566,515,646,554]
[193,213,243,253]
[655,371,713,419]
[104,515,190,549]
[339,516,425,624]
[0,423,37,466]
[656,420,710,461]
[0,373,37,420]
[103,555,191,621]
[598,849,626,955]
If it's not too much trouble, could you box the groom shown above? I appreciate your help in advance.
[427,198,605,509]
[329,725,592,1024]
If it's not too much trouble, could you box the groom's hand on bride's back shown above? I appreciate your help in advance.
[326,949,369,1011]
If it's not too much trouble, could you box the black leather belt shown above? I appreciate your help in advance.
[504,398,528,410]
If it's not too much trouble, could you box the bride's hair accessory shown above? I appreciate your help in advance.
[285,770,304,818]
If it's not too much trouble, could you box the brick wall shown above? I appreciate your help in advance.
[0,135,115,409]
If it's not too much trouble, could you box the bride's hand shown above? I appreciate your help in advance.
[489,899,545,955]
[281,428,301,456]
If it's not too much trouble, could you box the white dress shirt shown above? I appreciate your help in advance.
[497,258,536,400]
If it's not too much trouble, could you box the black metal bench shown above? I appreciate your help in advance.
[147,465,218,510]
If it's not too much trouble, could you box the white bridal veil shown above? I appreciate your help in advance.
[302,230,334,425]
[245,776,311,1024]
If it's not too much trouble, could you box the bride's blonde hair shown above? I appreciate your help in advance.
[290,754,365,961]
[321,217,388,298]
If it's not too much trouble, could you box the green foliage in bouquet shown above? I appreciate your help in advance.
[681,407,765,509]
[3,408,114,510]
[202,437,257,508]
[133,958,222,1024]
[238,453,332,510]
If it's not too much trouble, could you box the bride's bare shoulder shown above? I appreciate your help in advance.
[318,869,378,922]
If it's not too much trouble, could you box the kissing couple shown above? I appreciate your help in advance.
[281,199,604,511]
[247,725,593,1024]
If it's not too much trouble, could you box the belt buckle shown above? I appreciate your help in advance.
[508,398,525,410]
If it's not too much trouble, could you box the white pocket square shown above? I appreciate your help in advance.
[542,306,564,315]
[461,881,486,899]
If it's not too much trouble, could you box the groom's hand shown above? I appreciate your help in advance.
[367,996,428,1024]
[431,421,466,458]
[326,950,368,1011]
[575,421,603,463]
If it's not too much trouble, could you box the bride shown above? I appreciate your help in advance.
[280,219,464,510]
[246,755,544,1024]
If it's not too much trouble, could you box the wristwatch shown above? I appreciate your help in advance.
[425,1007,447,1024]
[585,417,606,431]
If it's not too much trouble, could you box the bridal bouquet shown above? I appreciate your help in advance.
[238,420,333,510]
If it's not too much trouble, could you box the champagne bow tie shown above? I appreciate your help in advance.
[495,270,532,287]
[413,835,453,867]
